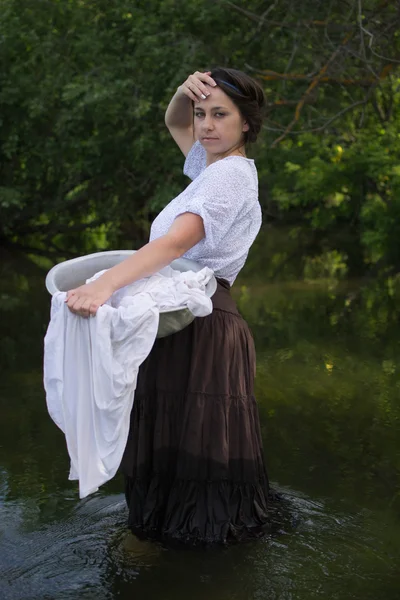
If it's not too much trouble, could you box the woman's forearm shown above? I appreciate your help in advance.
[165,86,193,129]
[99,236,183,293]
[66,214,204,317]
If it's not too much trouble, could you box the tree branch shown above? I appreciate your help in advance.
[271,30,354,146]
[263,97,369,135]
[218,1,353,30]
[251,69,392,85]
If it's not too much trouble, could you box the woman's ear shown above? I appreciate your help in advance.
[242,121,250,132]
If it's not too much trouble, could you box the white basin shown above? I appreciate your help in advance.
[45,250,217,338]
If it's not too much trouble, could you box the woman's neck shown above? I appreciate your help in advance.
[206,146,247,166]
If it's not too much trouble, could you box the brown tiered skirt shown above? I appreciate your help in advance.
[120,278,271,545]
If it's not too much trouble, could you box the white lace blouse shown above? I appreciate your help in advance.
[149,141,262,285]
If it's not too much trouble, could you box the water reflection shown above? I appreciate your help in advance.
[0,254,400,599]
[1,489,399,600]
[234,279,400,508]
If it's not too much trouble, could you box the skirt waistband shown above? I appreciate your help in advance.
[211,278,240,315]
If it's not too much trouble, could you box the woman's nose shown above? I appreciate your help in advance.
[202,116,214,130]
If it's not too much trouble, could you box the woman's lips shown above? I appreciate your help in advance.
[202,137,218,141]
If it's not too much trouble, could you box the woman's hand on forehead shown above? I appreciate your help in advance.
[181,71,217,103]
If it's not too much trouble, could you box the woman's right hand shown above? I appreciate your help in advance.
[180,71,217,103]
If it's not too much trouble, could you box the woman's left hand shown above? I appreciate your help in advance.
[65,279,114,317]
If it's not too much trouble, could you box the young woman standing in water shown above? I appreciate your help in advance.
[66,67,272,545]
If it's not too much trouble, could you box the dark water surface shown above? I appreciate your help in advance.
[1,254,399,599]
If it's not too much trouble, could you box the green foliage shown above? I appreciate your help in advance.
[0,0,223,253]
[263,117,400,275]
[0,0,399,283]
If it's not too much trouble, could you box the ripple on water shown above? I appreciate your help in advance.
[0,487,399,600]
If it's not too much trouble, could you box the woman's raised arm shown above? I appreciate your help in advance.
[165,71,216,156]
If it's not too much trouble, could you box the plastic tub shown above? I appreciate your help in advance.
[45,250,216,338]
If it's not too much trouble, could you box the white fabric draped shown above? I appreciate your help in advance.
[43,267,213,498]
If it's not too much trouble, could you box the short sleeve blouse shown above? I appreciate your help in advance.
[149,141,262,285]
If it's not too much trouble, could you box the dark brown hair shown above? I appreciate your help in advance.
[209,66,266,144]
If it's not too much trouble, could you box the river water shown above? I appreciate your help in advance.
[0,254,399,599]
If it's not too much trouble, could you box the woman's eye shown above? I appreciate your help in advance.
[194,112,225,118]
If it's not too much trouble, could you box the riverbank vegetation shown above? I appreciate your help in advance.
[1,0,399,286]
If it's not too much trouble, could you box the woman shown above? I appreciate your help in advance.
[66,67,271,545]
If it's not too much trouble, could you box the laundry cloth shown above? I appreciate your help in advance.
[43,266,214,498]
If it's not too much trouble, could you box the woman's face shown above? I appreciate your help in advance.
[193,86,249,156]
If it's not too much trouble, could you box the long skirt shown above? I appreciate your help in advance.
[119,277,271,545]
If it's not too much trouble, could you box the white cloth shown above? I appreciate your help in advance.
[149,141,262,285]
[43,267,213,499]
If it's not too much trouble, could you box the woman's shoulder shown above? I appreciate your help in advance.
[183,141,207,180]
[183,142,257,185]
[202,156,258,196]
